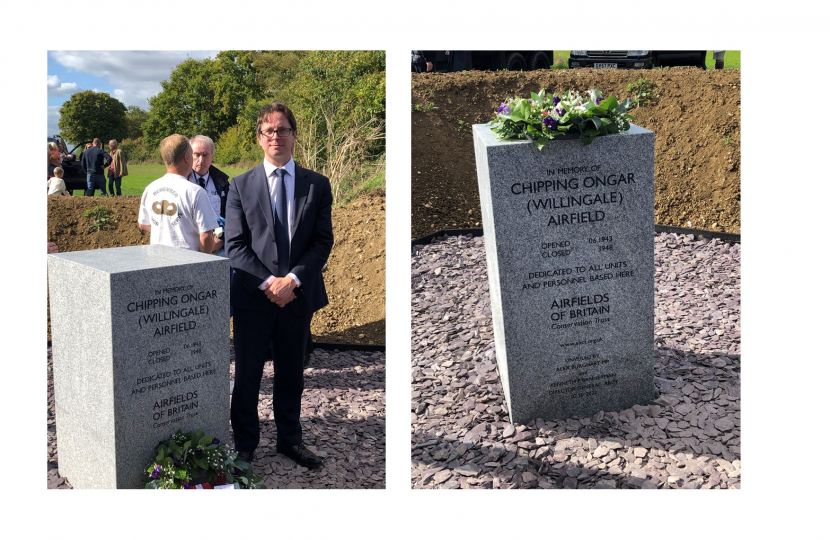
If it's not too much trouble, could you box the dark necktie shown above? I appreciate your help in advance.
[197,176,206,189]
[274,169,290,276]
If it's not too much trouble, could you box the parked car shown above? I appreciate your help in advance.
[568,50,706,69]
[48,135,92,195]
[426,51,553,72]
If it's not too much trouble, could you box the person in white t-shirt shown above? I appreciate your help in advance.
[138,134,217,253]
[47,167,69,196]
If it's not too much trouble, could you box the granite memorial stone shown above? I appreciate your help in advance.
[48,245,230,488]
[473,123,655,424]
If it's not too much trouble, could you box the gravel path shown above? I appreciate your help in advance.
[47,347,386,489]
[411,233,740,489]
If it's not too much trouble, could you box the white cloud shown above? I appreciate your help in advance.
[47,75,81,96]
[50,51,218,108]
[110,81,169,109]
[47,50,221,136]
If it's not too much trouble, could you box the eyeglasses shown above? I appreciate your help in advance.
[258,127,294,139]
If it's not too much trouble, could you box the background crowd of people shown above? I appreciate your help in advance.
[47,138,129,197]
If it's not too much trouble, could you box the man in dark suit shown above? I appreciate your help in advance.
[225,101,333,469]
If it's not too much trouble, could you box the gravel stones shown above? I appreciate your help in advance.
[412,233,740,489]
[48,346,386,489]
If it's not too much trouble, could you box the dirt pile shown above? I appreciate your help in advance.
[47,193,385,344]
[411,68,740,238]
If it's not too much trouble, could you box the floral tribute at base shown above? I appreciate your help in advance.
[489,89,635,149]
[144,429,264,489]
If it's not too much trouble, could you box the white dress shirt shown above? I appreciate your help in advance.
[259,158,301,289]
[188,171,223,218]
[262,158,296,244]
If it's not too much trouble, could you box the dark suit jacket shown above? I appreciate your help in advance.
[207,165,230,219]
[225,162,333,315]
[80,146,111,176]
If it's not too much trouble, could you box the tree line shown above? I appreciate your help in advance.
[58,51,386,204]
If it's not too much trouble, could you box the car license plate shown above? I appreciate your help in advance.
[595,63,617,69]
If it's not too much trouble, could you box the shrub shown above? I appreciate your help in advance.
[85,205,114,232]
[626,78,658,107]
[214,125,246,166]
[119,137,160,164]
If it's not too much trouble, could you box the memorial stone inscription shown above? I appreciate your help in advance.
[473,124,655,424]
[48,245,229,488]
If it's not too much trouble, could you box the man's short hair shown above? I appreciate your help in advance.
[190,134,215,155]
[53,167,64,178]
[256,101,298,137]
[159,134,192,166]
[92,138,101,147]
[109,139,117,148]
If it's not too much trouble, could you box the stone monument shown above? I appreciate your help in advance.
[473,124,655,424]
[48,245,230,488]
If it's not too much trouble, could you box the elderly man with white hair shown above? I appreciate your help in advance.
[188,134,231,255]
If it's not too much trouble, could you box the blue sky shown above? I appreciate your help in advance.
[47,51,218,137]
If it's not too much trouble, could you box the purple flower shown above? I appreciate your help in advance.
[543,117,557,130]
[496,102,511,114]
[213,438,220,445]
[552,97,561,106]
[595,98,602,105]
[196,448,203,456]
[182,482,190,489]
[555,108,565,117]
[173,458,179,466]
[151,465,161,479]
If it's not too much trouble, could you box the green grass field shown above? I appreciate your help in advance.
[102,164,253,197]
[705,51,740,70]
[79,163,383,207]
[552,51,740,70]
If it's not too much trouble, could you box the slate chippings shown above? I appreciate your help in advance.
[47,347,386,489]
[411,233,740,489]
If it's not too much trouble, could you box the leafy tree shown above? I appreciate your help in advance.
[119,137,160,164]
[143,52,265,147]
[124,105,149,140]
[58,90,128,145]
[213,125,249,165]
[254,51,306,97]
[296,50,385,122]
[233,51,385,156]
[148,50,386,202]
[291,51,386,162]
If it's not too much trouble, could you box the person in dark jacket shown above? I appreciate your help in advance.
[188,135,230,255]
[80,138,111,196]
[411,51,435,73]
[225,100,333,468]
[447,51,472,72]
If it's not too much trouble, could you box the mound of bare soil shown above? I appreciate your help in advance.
[411,67,740,238]
[47,193,385,344]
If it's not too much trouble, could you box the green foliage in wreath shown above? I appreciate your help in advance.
[489,89,636,149]
[144,429,264,489]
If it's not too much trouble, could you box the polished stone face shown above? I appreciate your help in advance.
[48,245,230,488]
[473,124,655,423]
